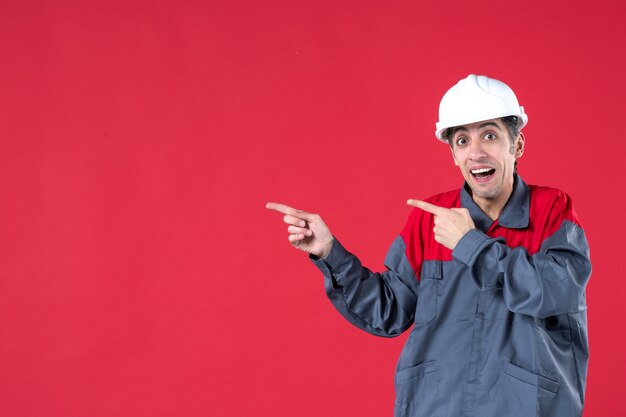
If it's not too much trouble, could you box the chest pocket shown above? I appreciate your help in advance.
[415,261,442,324]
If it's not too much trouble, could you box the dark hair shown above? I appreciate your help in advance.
[500,116,521,143]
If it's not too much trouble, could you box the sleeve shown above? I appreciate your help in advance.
[310,234,419,337]
[452,191,591,319]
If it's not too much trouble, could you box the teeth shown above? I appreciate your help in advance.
[471,168,493,174]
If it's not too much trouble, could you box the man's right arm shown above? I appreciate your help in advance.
[266,201,418,338]
[311,236,418,337]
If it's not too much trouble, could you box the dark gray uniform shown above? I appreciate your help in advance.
[312,176,591,417]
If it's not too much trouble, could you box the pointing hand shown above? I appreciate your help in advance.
[266,202,334,259]
[406,199,475,250]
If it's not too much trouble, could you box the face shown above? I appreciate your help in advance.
[449,119,524,206]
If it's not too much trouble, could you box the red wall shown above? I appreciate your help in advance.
[0,1,623,416]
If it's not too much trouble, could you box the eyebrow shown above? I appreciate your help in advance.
[453,122,502,135]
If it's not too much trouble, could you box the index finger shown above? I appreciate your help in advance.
[266,202,317,220]
[265,202,300,216]
[406,199,448,216]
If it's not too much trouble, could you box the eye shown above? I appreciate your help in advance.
[456,137,468,146]
[484,132,497,141]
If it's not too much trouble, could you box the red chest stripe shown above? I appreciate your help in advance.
[400,185,581,281]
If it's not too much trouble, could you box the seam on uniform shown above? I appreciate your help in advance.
[567,313,585,406]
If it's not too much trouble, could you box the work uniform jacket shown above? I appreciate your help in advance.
[312,175,591,417]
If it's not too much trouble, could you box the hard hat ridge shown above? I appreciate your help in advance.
[435,74,528,142]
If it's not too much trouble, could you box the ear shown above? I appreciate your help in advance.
[514,132,525,159]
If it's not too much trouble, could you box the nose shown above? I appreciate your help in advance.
[468,138,487,160]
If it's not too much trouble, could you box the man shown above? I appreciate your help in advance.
[266,74,591,417]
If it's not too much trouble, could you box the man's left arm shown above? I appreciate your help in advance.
[409,193,591,319]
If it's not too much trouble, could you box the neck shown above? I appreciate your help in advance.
[474,196,510,221]
[473,181,515,221]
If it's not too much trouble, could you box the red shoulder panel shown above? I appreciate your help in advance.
[399,185,582,281]
[492,186,581,254]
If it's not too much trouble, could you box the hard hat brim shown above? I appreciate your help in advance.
[435,112,528,142]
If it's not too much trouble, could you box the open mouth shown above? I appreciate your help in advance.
[470,167,496,180]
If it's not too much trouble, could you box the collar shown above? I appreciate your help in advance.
[460,174,530,231]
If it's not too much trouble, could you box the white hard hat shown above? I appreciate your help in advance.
[435,74,528,142]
